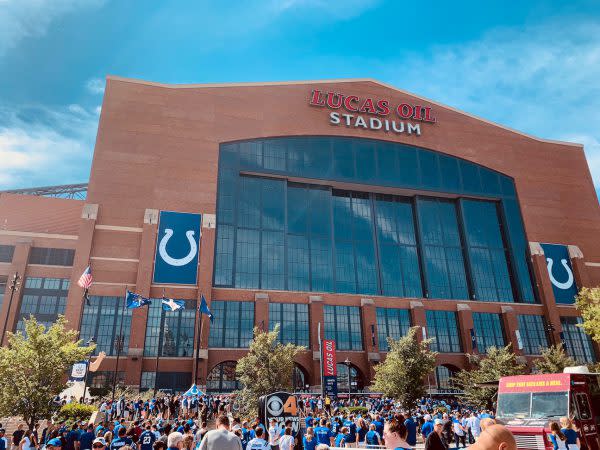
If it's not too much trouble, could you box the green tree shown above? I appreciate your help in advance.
[453,344,526,409]
[235,325,304,416]
[371,327,437,408]
[0,316,95,429]
[575,287,600,343]
[533,344,577,374]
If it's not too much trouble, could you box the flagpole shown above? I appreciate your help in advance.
[153,290,166,397]
[112,287,127,402]
[194,305,204,386]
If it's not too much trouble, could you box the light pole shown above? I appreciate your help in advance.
[81,337,96,403]
[1,272,21,345]
[344,357,351,401]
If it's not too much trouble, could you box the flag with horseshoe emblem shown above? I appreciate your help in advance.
[153,211,202,285]
[540,243,577,304]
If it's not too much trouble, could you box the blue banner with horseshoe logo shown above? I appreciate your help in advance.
[153,211,201,285]
[540,243,577,304]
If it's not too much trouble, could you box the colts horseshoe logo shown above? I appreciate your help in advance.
[158,228,197,267]
[546,257,574,290]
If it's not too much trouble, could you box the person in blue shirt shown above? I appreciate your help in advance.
[138,424,155,450]
[79,425,95,450]
[373,415,384,438]
[65,425,80,450]
[109,427,133,450]
[365,423,382,448]
[343,415,357,445]
[305,412,314,429]
[314,419,332,446]
[302,427,317,450]
[560,417,580,449]
[422,414,434,440]
[404,415,417,446]
[334,427,348,448]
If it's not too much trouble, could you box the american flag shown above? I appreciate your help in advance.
[78,265,93,289]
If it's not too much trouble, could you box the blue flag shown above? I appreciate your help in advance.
[126,290,151,309]
[199,295,214,323]
[162,297,185,312]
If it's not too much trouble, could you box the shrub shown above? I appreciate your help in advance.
[56,403,97,424]
[342,406,369,415]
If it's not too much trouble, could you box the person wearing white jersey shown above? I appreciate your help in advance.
[246,427,269,450]
[267,419,280,450]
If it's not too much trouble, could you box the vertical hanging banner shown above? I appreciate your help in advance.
[153,211,202,285]
[322,339,337,398]
[540,243,577,304]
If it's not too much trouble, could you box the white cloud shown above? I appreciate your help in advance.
[86,77,105,95]
[372,19,600,189]
[0,0,105,57]
[0,103,98,189]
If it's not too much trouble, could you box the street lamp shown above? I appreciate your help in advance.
[81,337,96,403]
[1,272,21,345]
[344,357,352,400]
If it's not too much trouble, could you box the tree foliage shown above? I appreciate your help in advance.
[533,344,577,374]
[575,287,600,343]
[235,325,304,416]
[0,316,95,428]
[371,326,437,408]
[453,344,526,409]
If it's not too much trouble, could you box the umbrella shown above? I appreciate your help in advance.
[183,384,204,397]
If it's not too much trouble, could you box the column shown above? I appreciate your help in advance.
[360,298,379,380]
[308,295,324,391]
[500,305,521,355]
[568,245,590,289]
[123,208,158,387]
[195,213,216,387]
[410,300,426,342]
[456,303,474,354]
[64,203,98,330]
[0,239,31,345]
[254,293,269,331]
[529,242,563,345]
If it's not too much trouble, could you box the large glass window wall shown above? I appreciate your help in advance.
[214,137,535,303]
[144,299,197,357]
[80,296,132,356]
[15,277,69,332]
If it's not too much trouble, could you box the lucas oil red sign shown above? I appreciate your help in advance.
[322,339,337,397]
[309,89,436,137]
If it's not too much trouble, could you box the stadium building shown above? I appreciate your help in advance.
[0,77,599,394]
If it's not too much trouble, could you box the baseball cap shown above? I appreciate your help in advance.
[92,438,106,446]
[434,419,444,426]
[47,438,63,447]
[232,425,241,432]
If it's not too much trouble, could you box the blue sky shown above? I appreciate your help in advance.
[1,0,600,196]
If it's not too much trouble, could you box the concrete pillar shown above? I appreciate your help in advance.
[410,300,426,343]
[0,239,31,344]
[123,208,159,387]
[196,214,216,387]
[456,303,474,354]
[500,305,521,354]
[360,298,378,380]
[568,245,590,289]
[64,203,98,330]
[309,295,324,390]
[254,293,269,331]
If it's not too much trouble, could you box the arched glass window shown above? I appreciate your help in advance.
[435,365,456,392]
[336,363,363,393]
[206,361,241,393]
[292,365,307,391]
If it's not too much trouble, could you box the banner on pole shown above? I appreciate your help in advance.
[322,339,337,398]
[69,361,88,382]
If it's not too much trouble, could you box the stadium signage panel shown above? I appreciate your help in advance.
[309,89,436,136]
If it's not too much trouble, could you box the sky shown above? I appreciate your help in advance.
[1,0,600,198]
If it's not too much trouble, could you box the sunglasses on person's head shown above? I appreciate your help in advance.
[93,444,104,448]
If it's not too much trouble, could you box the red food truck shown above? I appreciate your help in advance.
[496,368,600,450]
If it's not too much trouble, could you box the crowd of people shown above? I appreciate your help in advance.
[0,394,581,450]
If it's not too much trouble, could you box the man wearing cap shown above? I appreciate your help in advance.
[422,415,434,441]
[47,438,63,450]
[425,419,448,450]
